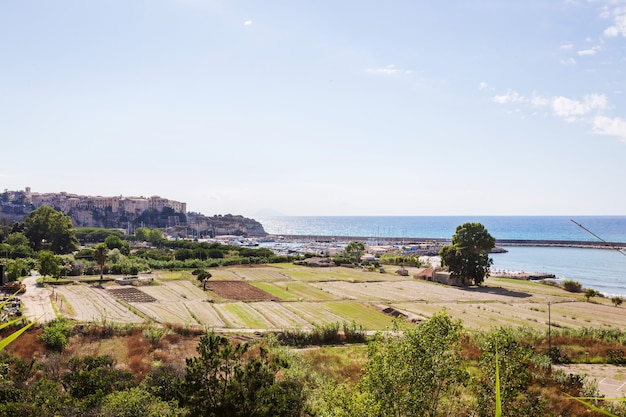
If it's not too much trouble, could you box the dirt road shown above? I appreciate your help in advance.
[19,274,56,323]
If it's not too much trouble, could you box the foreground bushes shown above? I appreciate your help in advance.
[3,314,626,416]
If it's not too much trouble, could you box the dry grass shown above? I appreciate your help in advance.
[299,345,366,384]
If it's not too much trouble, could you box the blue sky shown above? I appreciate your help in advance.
[2,1,625,216]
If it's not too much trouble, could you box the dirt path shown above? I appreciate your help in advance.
[19,274,56,323]
[554,364,626,398]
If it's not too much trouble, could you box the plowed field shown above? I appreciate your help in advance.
[205,281,277,301]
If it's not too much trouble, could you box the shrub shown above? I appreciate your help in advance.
[562,280,582,293]
[39,319,71,352]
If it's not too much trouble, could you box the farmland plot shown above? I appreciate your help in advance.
[281,267,365,282]
[140,283,201,302]
[208,269,245,281]
[205,281,276,301]
[311,280,432,302]
[252,281,339,301]
[56,285,144,323]
[251,302,311,328]
[250,283,298,300]
[213,302,274,329]
[132,301,199,324]
[325,301,396,330]
[226,267,290,282]
[159,280,209,301]
[282,302,346,325]
[185,300,225,328]
[281,265,409,283]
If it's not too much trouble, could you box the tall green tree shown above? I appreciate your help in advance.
[439,222,496,286]
[135,227,150,241]
[357,312,468,417]
[5,259,28,281]
[38,250,60,278]
[344,241,365,264]
[148,229,164,244]
[92,243,109,285]
[22,206,78,254]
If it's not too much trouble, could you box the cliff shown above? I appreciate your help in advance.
[172,213,267,238]
[1,189,266,237]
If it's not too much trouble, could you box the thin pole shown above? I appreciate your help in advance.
[570,219,626,257]
[548,302,551,353]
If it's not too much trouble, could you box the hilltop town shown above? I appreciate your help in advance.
[0,187,266,237]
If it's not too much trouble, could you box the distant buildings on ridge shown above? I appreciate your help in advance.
[7,187,186,215]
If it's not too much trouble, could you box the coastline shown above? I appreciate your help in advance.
[267,234,626,251]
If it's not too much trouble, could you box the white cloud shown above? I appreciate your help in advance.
[577,46,601,55]
[560,57,577,65]
[492,90,525,104]
[560,43,574,49]
[244,20,253,26]
[604,7,626,37]
[479,81,489,90]
[551,94,608,119]
[530,94,550,107]
[593,116,626,141]
[366,64,413,76]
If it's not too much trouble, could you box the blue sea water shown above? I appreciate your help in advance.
[256,216,626,242]
[256,216,626,296]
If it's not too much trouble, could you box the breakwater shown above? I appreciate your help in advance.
[268,234,626,251]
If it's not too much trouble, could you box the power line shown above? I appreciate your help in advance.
[570,219,626,258]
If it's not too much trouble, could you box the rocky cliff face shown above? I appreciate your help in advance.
[1,205,266,237]
[180,213,267,237]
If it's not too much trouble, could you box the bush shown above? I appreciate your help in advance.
[39,319,71,352]
[562,280,582,293]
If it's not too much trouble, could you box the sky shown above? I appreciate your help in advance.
[1,1,626,217]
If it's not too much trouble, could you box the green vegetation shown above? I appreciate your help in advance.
[440,222,496,285]
[0,312,625,415]
[39,318,72,351]
[277,321,366,347]
[183,332,304,416]
[563,279,583,293]
[344,241,365,264]
[22,206,78,254]
[2,213,626,415]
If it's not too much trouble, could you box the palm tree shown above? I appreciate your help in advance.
[92,243,109,286]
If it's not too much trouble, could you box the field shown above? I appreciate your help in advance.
[39,263,626,333]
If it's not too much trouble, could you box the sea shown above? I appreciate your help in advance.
[256,216,626,297]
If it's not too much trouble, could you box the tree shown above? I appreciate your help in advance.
[92,243,109,285]
[476,327,544,417]
[148,229,164,244]
[38,250,60,278]
[439,222,496,286]
[104,235,130,255]
[193,269,212,290]
[22,206,78,254]
[611,296,623,307]
[135,227,150,241]
[183,332,305,417]
[344,241,365,264]
[4,232,29,247]
[5,259,28,281]
[62,355,136,406]
[584,288,598,302]
[357,312,468,417]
